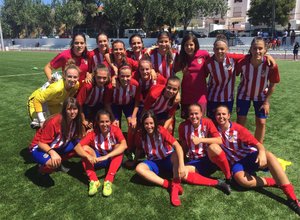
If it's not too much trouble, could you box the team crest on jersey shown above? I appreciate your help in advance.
[228,135,235,142]
[226,64,232,71]
[197,58,203,65]
[83,59,88,65]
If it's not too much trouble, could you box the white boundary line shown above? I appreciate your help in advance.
[0,72,43,78]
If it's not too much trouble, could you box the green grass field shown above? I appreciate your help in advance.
[0,51,300,219]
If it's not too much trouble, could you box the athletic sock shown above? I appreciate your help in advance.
[162,179,170,189]
[281,183,297,200]
[185,172,218,186]
[38,165,55,174]
[104,154,123,183]
[170,178,181,206]
[82,158,98,181]
[264,177,277,187]
[210,151,231,180]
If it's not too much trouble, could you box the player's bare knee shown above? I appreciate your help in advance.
[207,144,222,156]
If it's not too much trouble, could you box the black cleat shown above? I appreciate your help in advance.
[216,179,231,195]
[287,199,300,216]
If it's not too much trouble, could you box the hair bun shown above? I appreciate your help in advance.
[66,58,76,66]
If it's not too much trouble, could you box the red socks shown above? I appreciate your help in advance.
[38,165,55,174]
[210,151,231,180]
[281,183,297,200]
[264,177,277,187]
[185,172,218,186]
[162,179,170,189]
[170,178,182,206]
[82,158,98,181]
[104,154,123,182]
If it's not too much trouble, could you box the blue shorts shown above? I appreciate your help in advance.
[83,103,104,121]
[186,156,218,176]
[236,99,267,119]
[143,155,173,175]
[112,102,134,121]
[231,151,268,175]
[31,139,79,165]
[207,101,234,120]
[94,150,111,168]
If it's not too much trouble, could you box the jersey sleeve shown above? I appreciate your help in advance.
[33,83,61,112]
[268,65,280,83]
[79,131,96,147]
[143,85,163,110]
[236,124,259,146]
[112,126,126,143]
[205,119,221,138]
[76,83,92,106]
[228,53,245,62]
[160,126,176,145]
[50,52,66,69]
[39,117,59,144]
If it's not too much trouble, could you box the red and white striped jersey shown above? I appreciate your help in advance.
[149,49,177,79]
[143,85,178,117]
[178,118,220,160]
[89,48,105,71]
[126,49,146,61]
[77,82,106,107]
[79,125,125,156]
[30,114,75,151]
[105,78,140,105]
[236,55,280,101]
[206,54,243,102]
[133,73,166,103]
[217,122,258,164]
[136,126,175,160]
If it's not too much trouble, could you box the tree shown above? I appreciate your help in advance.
[101,0,136,38]
[55,0,84,35]
[247,0,296,26]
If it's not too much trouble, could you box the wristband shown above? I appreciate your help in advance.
[47,148,53,154]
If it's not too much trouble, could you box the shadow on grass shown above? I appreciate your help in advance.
[25,165,55,188]
[253,187,290,209]
[129,169,173,187]
[20,147,35,164]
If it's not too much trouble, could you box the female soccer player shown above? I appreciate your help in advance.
[127,34,146,61]
[28,59,80,128]
[178,103,231,194]
[205,35,244,119]
[29,97,83,175]
[143,76,180,133]
[215,105,300,216]
[135,110,185,206]
[236,37,280,143]
[73,109,127,196]
[104,64,140,149]
[174,33,210,118]
[76,64,110,129]
[44,33,90,84]
[146,31,177,79]
[89,32,111,71]
[110,40,138,76]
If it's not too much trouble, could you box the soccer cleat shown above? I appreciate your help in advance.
[103,181,113,197]
[88,180,100,196]
[170,183,181,206]
[287,199,300,216]
[217,179,231,195]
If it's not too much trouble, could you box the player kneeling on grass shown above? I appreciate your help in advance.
[215,105,300,215]
[134,110,186,206]
[73,109,127,196]
[28,59,80,129]
[29,97,83,176]
[178,103,231,194]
